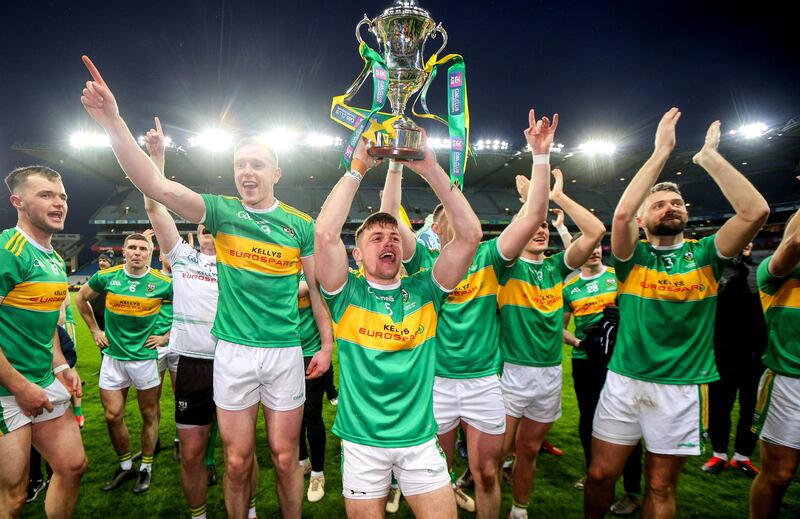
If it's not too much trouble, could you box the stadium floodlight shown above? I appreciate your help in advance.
[70,132,111,149]
[261,128,298,150]
[188,129,233,151]
[305,132,335,148]
[137,135,174,148]
[578,140,616,156]
[427,137,451,150]
[738,122,768,139]
[550,143,565,153]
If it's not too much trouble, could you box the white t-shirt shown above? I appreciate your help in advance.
[165,240,218,359]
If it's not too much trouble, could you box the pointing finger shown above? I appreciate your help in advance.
[154,116,163,135]
[528,109,536,129]
[550,113,559,132]
[82,55,107,86]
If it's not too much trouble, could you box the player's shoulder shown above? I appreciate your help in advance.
[277,201,313,224]
[564,275,581,288]
[1,228,27,258]
[98,264,125,276]
[149,269,173,284]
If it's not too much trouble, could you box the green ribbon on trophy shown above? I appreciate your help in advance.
[330,1,470,188]
[413,53,470,189]
[333,42,393,171]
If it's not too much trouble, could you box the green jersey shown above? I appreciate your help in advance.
[64,296,75,324]
[563,267,618,360]
[202,195,314,348]
[88,265,172,361]
[153,296,173,336]
[498,252,574,367]
[404,239,509,378]
[611,236,727,384]
[757,256,800,377]
[298,273,321,357]
[323,270,448,448]
[0,227,68,396]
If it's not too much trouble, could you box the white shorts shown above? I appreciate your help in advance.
[501,363,562,423]
[157,347,180,374]
[754,369,800,450]
[433,375,506,435]
[99,356,161,391]
[213,340,305,411]
[593,371,707,456]
[341,438,451,499]
[0,379,71,435]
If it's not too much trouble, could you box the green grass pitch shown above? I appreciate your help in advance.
[20,302,800,517]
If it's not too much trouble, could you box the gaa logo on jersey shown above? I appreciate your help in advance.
[109,280,122,287]
[283,226,295,237]
[146,283,156,293]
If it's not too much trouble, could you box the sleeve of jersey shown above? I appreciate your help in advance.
[320,271,357,322]
[488,237,514,272]
[757,256,785,296]
[423,269,451,312]
[0,248,22,298]
[701,234,731,279]
[403,241,430,274]
[164,240,189,266]
[87,272,105,293]
[299,218,315,258]
[200,193,219,234]
[611,241,643,283]
[553,251,575,278]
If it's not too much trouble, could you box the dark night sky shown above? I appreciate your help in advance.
[1,0,798,230]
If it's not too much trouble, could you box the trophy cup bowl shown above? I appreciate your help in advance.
[356,0,447,160]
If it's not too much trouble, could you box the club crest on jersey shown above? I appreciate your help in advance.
[401,288,409,303]
[283,226,295,237]
[684,251,695,263]
[146,283,156,293]
[177,400,188,412]
[606,278,616,286]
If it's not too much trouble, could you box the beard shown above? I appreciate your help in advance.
[647,216,686,236]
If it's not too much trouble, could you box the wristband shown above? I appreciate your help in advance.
[344,170,363,183]
[557,225,572,242]
[532,153,550,166]
[53,363,70,375]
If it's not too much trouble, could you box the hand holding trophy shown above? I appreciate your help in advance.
[331,0,469,188]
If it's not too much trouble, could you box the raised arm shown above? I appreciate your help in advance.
[550,209,573,249]
[766,207,800,277]
[142,117,181,254]
[399,132,482,290]
[80,56,204,223]
[300,257,334,379]
[551,168,606,269]
[75,283,109,349]
[612,108,681,260]
[692,121,770,258]
[497,109,556,260]
[314,139,381,292]
[379,160,418,260]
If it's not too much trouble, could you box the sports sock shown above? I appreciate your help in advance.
[310,470,324,478]
[733,452,749,462]
[141,455,154,472]
[189,503,207,518]
[510,503,528,519]
[502,458,513,469]
[204,421,218,467]
[118,451,133,471]
[712,451,728,461]
[248,497,257,519]
[73,405,83,416]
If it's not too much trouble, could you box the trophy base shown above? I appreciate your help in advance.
[366,145,425,161]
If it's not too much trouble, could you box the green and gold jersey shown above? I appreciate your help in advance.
[0,228,68,396]
[498,252,574,367]
[758,256,800,378]
[202,195,314,348]
[298,272,321,357]
[563,267,618,360]
[88,265,172,361]
[153,296,173,336]
[64,297,75,324]
[404,239,509,378]
[611,236,727,384]
[323,270,449,448]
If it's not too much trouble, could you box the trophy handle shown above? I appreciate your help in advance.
[355,14,372,44]
[430,23,448,56]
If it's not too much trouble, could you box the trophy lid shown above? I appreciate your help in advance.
[379,0,432,20]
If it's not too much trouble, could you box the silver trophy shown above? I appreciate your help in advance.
[352,0,447,160]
